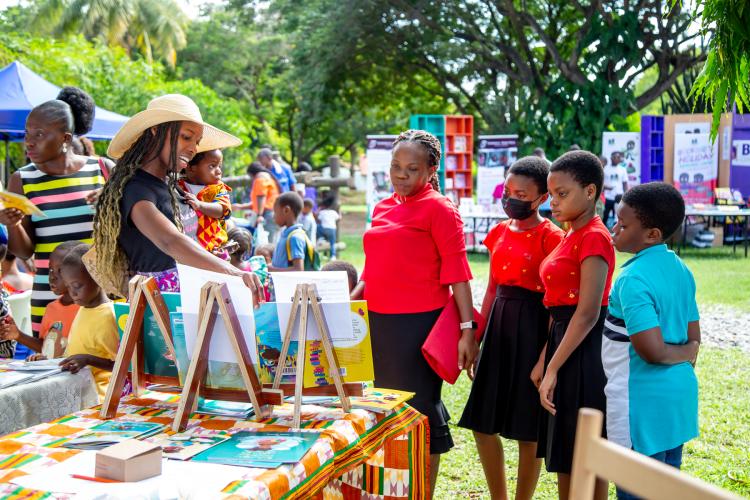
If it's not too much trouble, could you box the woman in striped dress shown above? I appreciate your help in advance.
[0,87,112,336]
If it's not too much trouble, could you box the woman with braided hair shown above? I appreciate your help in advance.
[0,87,114,336]
[351,129,478,495]
[94,94,262,302]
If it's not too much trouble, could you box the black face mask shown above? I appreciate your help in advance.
[502,195,541,220]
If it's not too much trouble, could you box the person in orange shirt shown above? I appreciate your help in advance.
[233,162,281,243]
[0,241,81,359]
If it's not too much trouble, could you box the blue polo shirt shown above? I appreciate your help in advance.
[272,224,307,269]
[270,161,296,193]
[602,244,699,456]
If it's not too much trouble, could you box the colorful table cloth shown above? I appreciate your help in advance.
[0,390,428,499]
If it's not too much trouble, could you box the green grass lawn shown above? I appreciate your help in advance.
[335,229,750,498]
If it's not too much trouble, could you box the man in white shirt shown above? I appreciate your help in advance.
[603,151,629,227]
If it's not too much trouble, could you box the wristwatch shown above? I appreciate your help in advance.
[459,320,478,330]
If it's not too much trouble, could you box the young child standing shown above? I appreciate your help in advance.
[270,192,317,271]
[299,198,317,243]
[0,241,81,359]
[317,200,340,260]
[57,244,119,401]
[178,149,233,257]
[605,183,700,500]
[535,150,615,500]
[458,157,564,500]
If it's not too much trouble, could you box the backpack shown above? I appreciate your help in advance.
[286,228,321,271]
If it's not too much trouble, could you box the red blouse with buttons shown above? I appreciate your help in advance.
[485,219,564,293]
[538,216,615,308]
[362,183,473,314]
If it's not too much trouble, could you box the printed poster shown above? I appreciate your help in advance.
[601,132,641,185]
[673,132,718,204]
[365,135,397,224]
[477,135,517,209]
[732,140,750,167]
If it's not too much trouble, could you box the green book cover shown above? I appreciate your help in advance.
[191,431,320,468]
[114,293,181,378]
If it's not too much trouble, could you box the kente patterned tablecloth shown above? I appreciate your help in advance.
[0,390,428,499]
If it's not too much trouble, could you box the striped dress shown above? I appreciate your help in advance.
[19,158,105,335]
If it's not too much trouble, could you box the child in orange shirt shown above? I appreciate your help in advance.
[178,149,233,258]
[0,241,81,359]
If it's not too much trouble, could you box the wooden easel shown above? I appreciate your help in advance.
[272,283,354,428]
[101,275,176,419]
[172,281,275,431]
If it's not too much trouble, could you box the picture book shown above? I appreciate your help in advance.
[145,432,229,461]
[255,301,374,388]
[114,292,181,378]
[196,399,255,419]
[0,191,46,217]
[63,421,165,450]
[191,431,320,468]
[171,312,251,391]
[331,387,415,413]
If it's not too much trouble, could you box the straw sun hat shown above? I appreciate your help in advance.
[107,94,241,159]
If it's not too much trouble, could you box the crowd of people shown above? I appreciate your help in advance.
[0,88,700,500]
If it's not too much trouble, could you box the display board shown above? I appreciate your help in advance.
[476,135,517,209]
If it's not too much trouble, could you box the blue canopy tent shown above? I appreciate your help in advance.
[0,60,129,182]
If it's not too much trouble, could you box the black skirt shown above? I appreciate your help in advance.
[370,308,454,455]
[537,305,607,474]
[458,285,548,441]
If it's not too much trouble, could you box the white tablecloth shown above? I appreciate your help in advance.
[0,369,98,436]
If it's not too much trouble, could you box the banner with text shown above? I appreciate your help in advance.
[365,135,397,224]
[673,132,718,204]
[601,131,641,185]
[477,135,518,208]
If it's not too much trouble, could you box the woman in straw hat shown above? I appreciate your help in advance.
[93,94,262,301]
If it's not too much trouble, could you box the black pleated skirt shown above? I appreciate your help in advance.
[537,305,608,474]
[370,308,454,455]
[458,285,548,441]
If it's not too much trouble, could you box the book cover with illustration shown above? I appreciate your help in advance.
[114,292,181,378]
[145,432,229,461]
[331,387,415,413]
[255,301,374,387]
[191,431,319,468]
[63,421,165,450]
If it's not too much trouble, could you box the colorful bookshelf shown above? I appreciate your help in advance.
[444,115,474,203]
[640,115,665,183]
[409,114,474,204]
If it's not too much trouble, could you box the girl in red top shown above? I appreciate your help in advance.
[352,130,477,495]
[535,150,615,500]
[459,157,564,500]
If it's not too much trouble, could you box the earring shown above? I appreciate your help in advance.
[62,144,67,154]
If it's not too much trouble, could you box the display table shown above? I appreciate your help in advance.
[0,369,98,436]
[679,208,750,257]
[0,390,428,499]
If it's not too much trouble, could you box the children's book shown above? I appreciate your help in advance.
[114,292,181,378]
[191,431,320,468]
[145,432,230,461]
[255,301,374,388]
[331,387,415,413]
[0,191,46,217]
[196,399,255,419]
[62,421,165,450]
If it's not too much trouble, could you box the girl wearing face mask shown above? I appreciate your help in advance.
[458,157,563,500]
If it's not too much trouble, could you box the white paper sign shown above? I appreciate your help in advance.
[733,140,750,166]
[271,271,353,341]
[177,264,258,364]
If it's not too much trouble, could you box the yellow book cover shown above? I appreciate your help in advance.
[302,301,374,387]
[332,387,415,412]
[0,191,46,217]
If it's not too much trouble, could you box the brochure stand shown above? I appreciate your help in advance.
[172,282,274,431]
[100,276,176,419]
[272,283,355,428]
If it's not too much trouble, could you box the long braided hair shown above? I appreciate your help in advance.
[93,121,184,286]
[393,129,442,192]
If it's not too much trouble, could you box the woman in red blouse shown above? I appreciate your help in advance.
[458,157,564,500]
[352,130,478,495]
[535,151,615,500]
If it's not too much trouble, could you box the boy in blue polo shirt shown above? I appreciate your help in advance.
[603,182,701,500]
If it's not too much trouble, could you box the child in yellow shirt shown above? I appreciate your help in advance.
[51,243,119,400]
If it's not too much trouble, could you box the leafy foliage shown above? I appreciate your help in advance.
[0,29,256,174]
[685,0,750,140]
